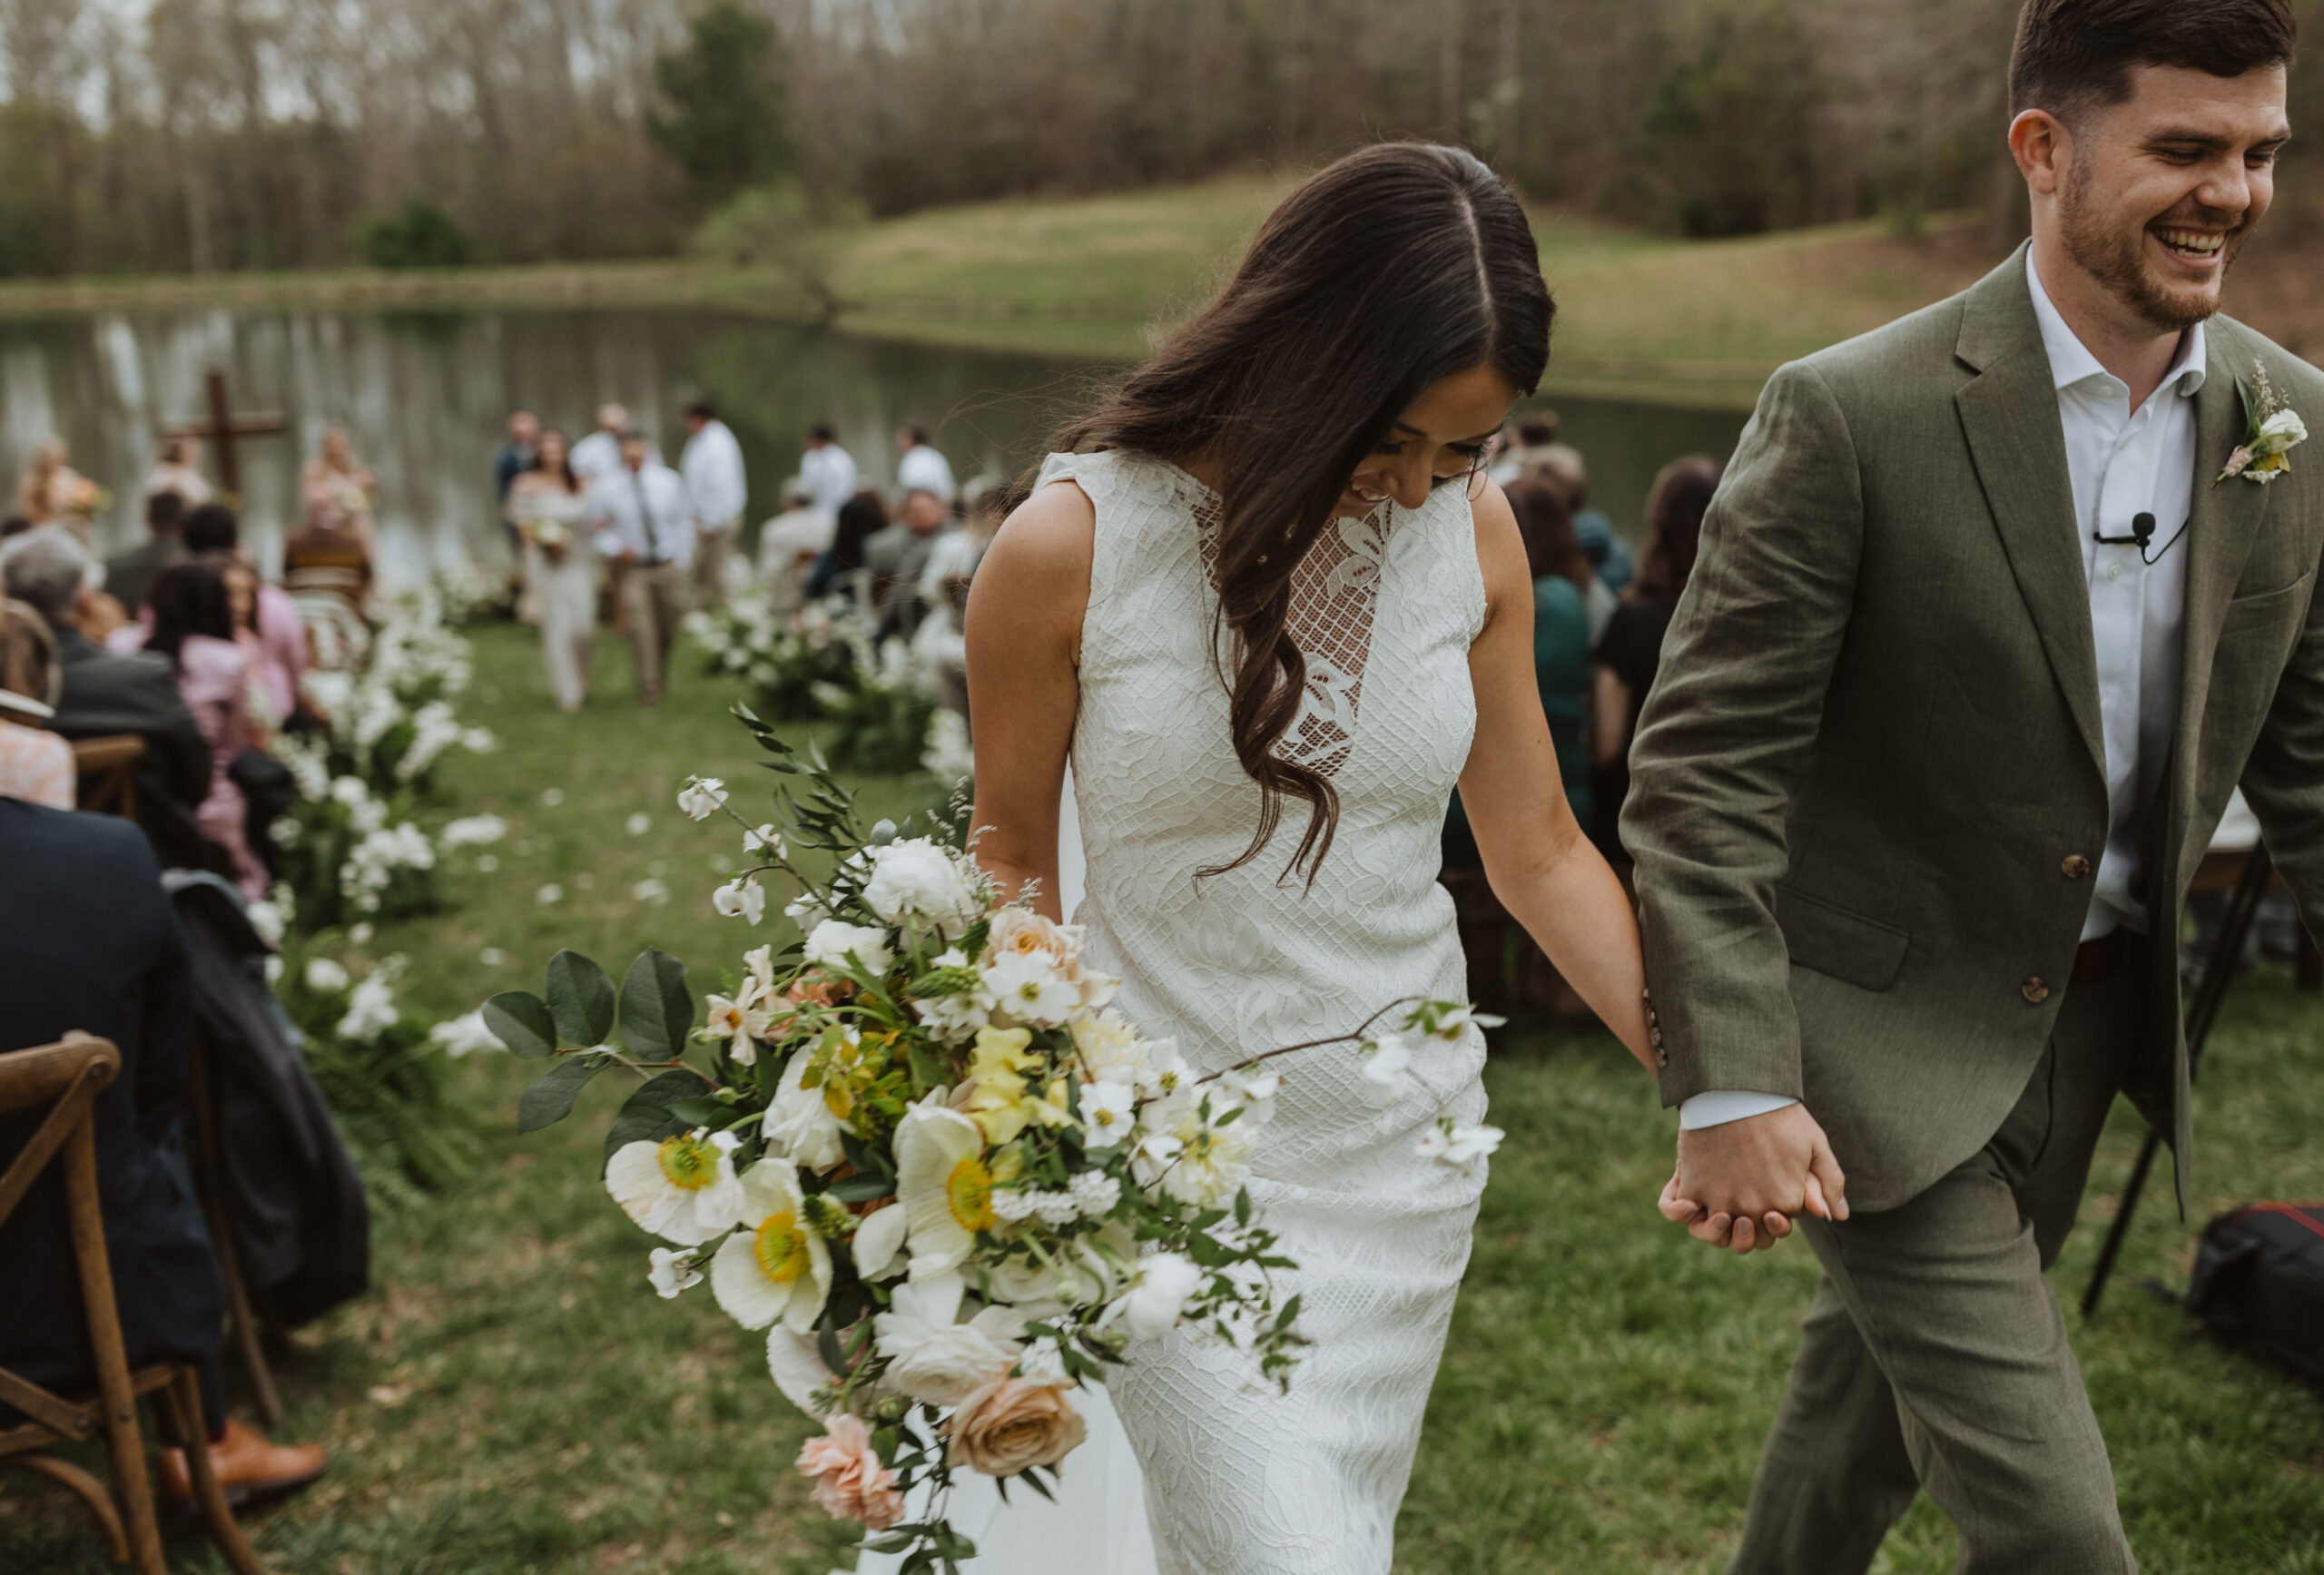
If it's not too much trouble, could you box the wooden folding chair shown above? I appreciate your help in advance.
[72,735,145,819]
[186,1041,282,1428]
[0,1034,266,1575]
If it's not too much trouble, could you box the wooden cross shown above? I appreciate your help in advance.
[160,369,286,502]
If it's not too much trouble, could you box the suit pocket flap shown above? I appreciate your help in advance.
[1777,886,1909,992]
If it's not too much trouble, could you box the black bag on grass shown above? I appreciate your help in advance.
[2186,1203,2324,1388]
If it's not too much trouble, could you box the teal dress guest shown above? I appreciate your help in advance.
[1442,477,1597,867]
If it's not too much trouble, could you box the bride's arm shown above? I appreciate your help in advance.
[962,481,1093,921]
[1457,479,1657,1071]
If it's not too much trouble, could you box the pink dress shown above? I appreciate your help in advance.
[177,634,268,901]
[253,585,308,722]
[0,717,72,808]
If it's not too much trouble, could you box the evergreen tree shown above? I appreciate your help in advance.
[647,1,795,212]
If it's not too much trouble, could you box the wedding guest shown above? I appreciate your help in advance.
[569,403,629,487]
[680,399,748,609]
[1537,444,1635,594]
[865,487,948,637]
[145,560,268,900]
[15,438,100,536]
[801,423,858,518]
[806,492,887,605]
[104,490,189,615]
[494,409,540,502]
[894,426,956,505]
[1,527,218,872]
[145,436,212,508]
[586,431,693,707]
[182,504,307,727]
[758,478,835,615]
[299,426,378,557]
[1488,413,1561,486]
[0,598,70,807]
[508,429,596,712]
[0,795,330,1509]
[912,478,1011,716]
[1513,477,1598,827]
[1590,454,1719,861]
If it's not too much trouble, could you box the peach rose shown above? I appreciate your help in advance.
[794,1413,905,1530]
[944,1376,1088,1476]
[985,910,1117,1009]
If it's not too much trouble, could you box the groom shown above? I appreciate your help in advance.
[1627,1,2324,1569]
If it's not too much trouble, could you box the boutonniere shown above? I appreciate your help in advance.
[2217,360,2307,486]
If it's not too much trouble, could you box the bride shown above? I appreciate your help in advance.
[955,143,1664,1574]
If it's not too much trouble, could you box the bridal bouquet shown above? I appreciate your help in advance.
[489,705,1488,1571]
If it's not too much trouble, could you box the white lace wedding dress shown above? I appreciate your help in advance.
[853,448,1491,1575]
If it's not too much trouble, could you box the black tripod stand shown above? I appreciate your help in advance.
[2080,843,2276,1319]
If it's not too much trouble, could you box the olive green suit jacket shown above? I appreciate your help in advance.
[1623,246,2324,1214]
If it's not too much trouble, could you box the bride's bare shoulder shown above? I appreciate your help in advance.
[976,477,1095,609]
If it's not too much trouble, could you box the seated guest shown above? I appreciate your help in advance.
[145,435,213,508]
[1590,454,1722,863]
[757,478,834,615]
[1537,444,1635,595]
[146,561,269,901]
[105,491,189,615]
[0,795,326,1506]
[0,598,71,807]
[184,504,307,727]
[805,492,889,605]
[0,527,220,872]
[865,487,949,638]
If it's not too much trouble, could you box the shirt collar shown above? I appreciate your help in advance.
[2026,251,2207,402]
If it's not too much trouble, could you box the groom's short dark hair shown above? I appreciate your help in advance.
[2010,0,2297,122]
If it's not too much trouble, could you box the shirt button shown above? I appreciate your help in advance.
[2105,563,2124,581]
[2022,977,2051,1005]
[2061,854,2092,880]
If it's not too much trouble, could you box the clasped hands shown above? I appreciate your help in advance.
[1658,1103,1849,1255]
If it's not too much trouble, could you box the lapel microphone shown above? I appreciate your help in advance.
[2094,511,2158,548]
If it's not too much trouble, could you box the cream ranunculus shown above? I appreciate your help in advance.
[1070,1008,1150,1086]
[711,1160,834,1334]
[872,1271,1024,1404]
[805,920,893,976]
[895,1100,993,1277]
[764,1044,852,1174]
[945,1376,1088,1476]
[605,1128,748,1246]
[1114,1251,1204,1343]
[862,838,982,937]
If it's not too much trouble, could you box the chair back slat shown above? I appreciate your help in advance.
[0,1038,119,1234]
[70,735,144,820]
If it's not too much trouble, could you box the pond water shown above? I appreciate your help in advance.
[0,307,1748,591]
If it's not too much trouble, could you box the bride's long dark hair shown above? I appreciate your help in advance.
[1055,142,1553,882]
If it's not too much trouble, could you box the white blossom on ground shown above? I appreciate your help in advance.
[625,812,652,837]
[632,877,672,904]
[537,882,565,905]
[541,787,564,807]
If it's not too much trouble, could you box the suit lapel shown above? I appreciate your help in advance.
[1954,255,2107,778]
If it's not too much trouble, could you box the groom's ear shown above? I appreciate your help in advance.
[2009,108,2070,198]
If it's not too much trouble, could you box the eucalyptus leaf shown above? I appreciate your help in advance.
[517,1052,608,1134]
[544,950,616,1046]
[618,949,693,1058]
[483,991,556,1058]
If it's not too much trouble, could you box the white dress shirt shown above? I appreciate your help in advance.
[569,428,623,486]
[1679,253,2206,1132]
[897,441,957,504]
[586,461,695,568]
[682,419,749,530]
[801,443,859,518]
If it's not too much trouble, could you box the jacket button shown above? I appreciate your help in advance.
[2061,854,2092,880]
[1654,1045,1669,1068]
[2022,977,2051,1004]
[1649,1026,1664,1048]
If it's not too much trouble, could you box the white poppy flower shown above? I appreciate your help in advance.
[1114,1252,1203,1344]
[676,775,729,820]
[647,1245,703,1299]
[763,1045,851,1173]
[983,950,1079,1028]
[1076,1079,1137,1149]
[1358,1034,1418,1107]
[893,1101,991,1278]
[804,920,891,975]
[872,1271,1023,1404]
[862,838,981,937]
[713,877,767,926]
[710,1161,832,1334]
[767,1326,840,1415]
[852,1203,910,1281]
[605,1128,748,1245]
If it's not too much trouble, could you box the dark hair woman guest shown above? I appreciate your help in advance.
[147,560,268,900]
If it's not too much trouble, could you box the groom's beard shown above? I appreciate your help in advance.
[2059,159,2250,334]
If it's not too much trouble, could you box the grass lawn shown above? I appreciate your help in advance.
[4,621,2321,1572]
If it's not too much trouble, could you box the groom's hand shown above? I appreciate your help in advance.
[1659,1105,1848,1255]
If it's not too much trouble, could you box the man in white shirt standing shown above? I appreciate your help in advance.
[1627,3,2323,1570]
[893,425,955,507]
[568,403,629,487]
[586,431,694,707]
[679,399,748,610]
[799,423,857,520]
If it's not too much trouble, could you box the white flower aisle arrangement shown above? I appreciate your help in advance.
[687,596,953,777]
[486,705,1497,1570]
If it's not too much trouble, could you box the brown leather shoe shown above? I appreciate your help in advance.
[161,1417,328,1508]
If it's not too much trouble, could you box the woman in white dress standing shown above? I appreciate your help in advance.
[507,429,596,712]
[965,143,1666,1574]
